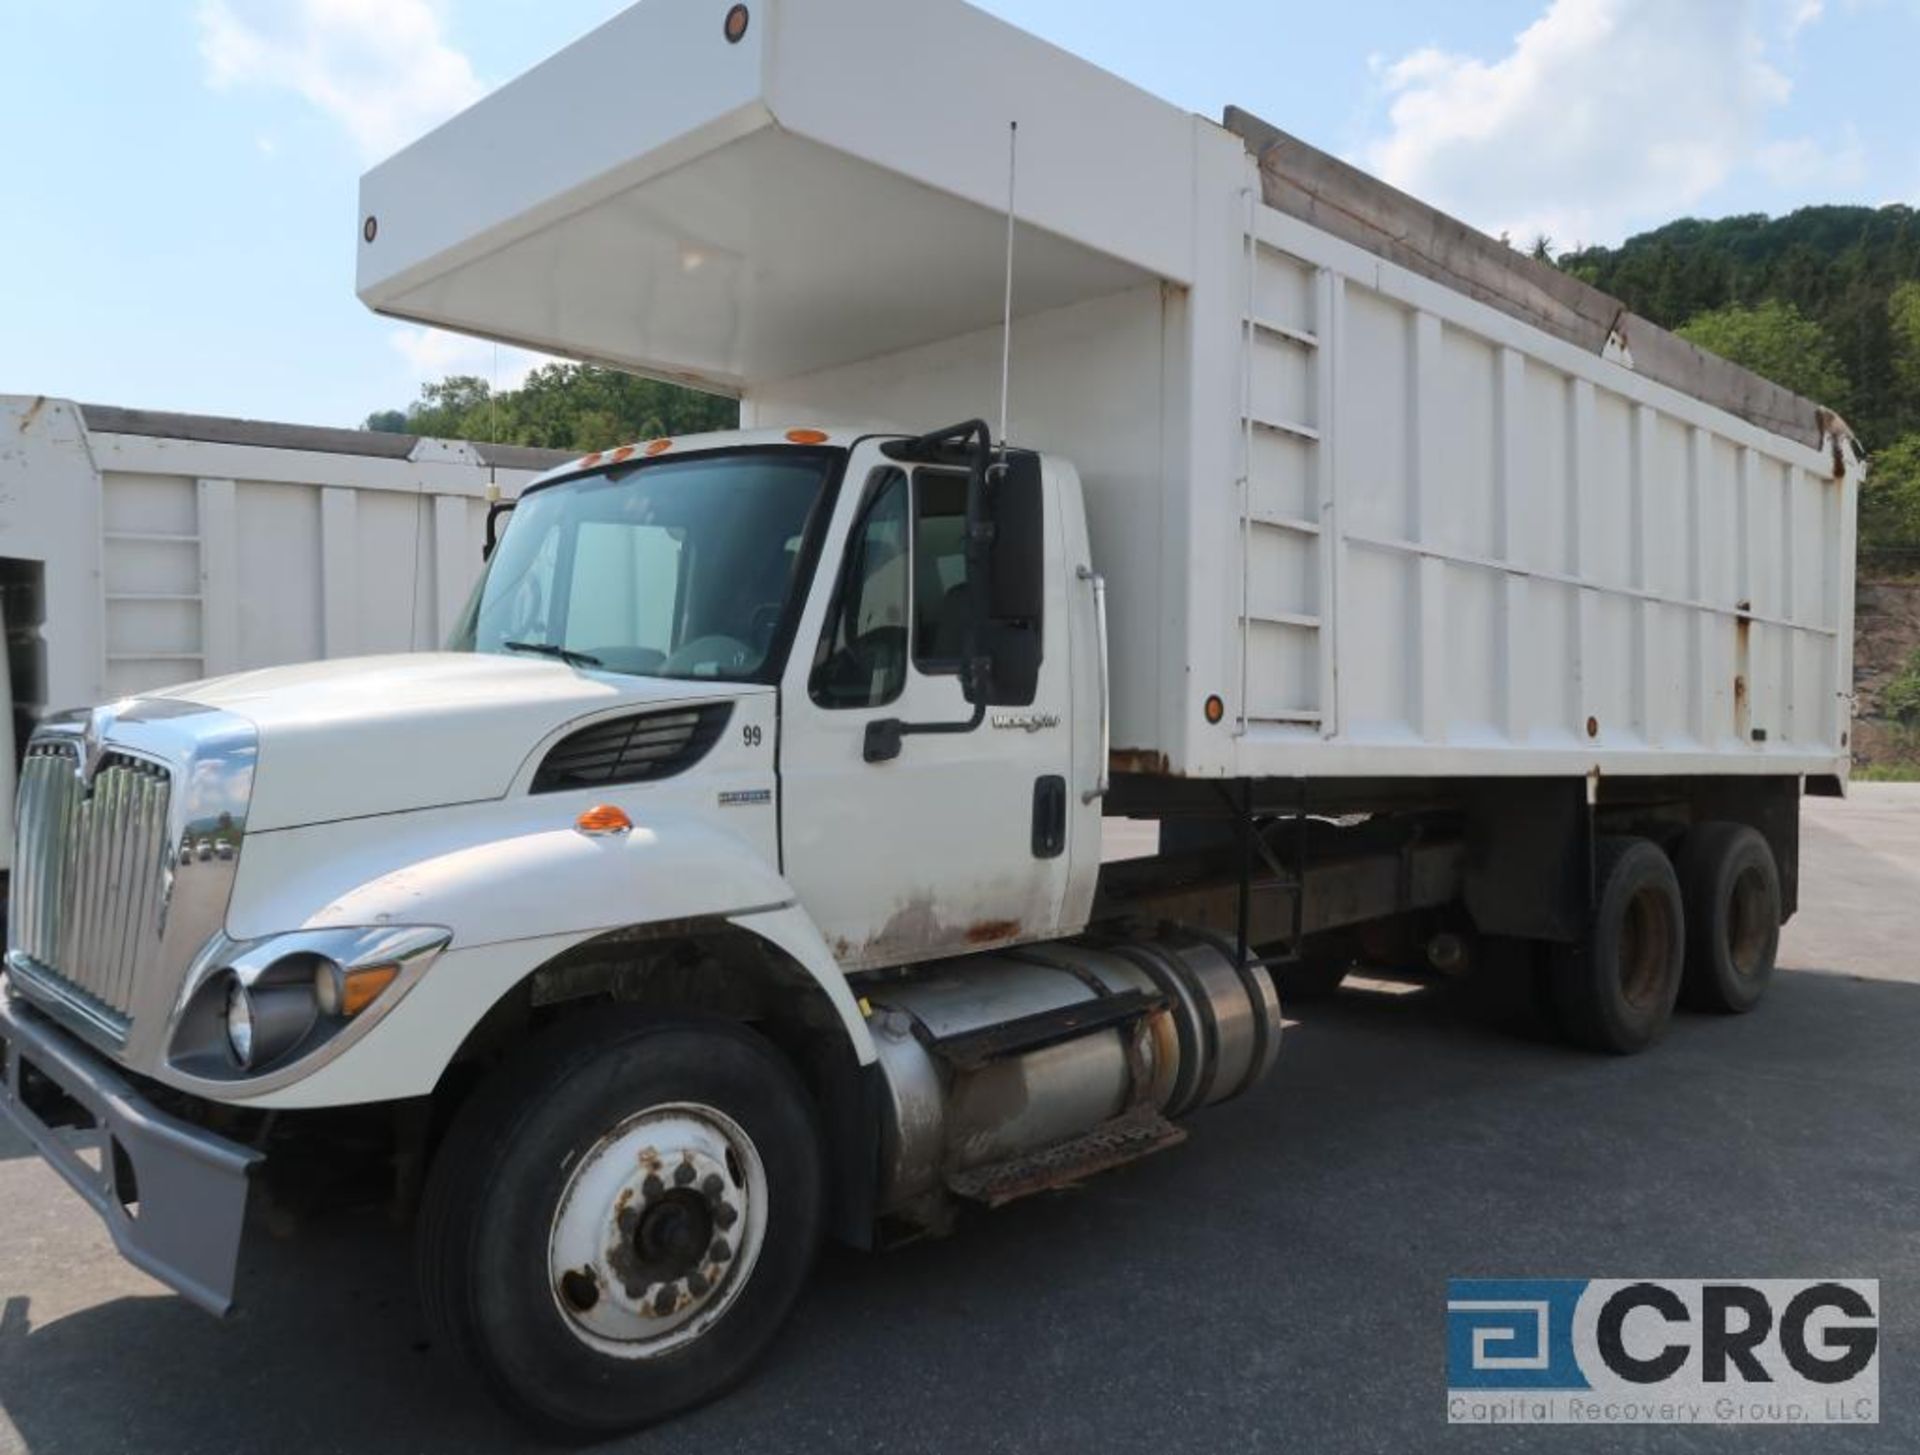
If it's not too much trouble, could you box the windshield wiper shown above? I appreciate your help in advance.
[501,640,605,669]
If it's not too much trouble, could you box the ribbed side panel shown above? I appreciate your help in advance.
[9,745,173,1033]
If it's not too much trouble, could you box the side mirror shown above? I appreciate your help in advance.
[866,421,1046,757]
[960,452,1044,708]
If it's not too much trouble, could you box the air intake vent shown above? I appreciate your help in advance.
[533,703,735,794]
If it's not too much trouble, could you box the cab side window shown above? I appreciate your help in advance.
[810,471,910,708]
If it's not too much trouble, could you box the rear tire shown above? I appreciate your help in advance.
[1673,822,1781,1014]
[1550,837,1685,1055]
[418,1012,825,1440]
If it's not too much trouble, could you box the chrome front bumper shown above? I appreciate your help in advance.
[0,987,259,1314]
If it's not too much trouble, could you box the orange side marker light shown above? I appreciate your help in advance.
[576,804,633,837]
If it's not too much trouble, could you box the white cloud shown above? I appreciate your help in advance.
[197,0,485,161]
[390,325,553,396]
[1757,127,1867,189]
[1356,0,1800,248]
[1786,0,1825,37]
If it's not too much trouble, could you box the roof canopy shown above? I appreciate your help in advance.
[357,0,1194,396]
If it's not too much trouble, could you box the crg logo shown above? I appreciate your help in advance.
[1595,1281,1876,1387]
[1447,1279,1879,1425]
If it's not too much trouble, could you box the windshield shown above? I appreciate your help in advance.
[452,449,837,683]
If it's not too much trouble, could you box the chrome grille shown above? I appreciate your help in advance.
[9,742,175,1039]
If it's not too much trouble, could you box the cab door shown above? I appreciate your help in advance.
[778,446,1082,970]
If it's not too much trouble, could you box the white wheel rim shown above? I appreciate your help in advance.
[547,1102,768,1359]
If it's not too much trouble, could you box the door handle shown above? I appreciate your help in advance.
[1032,775,1067,859]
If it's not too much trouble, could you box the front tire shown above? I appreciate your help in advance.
[418,1013,825,1440]
[1550,837,1686,1055]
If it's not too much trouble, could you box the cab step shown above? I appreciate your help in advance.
[945,1108,1187,1207]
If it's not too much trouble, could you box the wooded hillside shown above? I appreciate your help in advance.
[1559,206,1920,549]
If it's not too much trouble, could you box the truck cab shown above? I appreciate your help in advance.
[458,425,1105,970]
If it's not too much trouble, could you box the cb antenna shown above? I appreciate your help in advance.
[997,119,1018,462]
[485,339,502,505]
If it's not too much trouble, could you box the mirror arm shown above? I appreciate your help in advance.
[864,699,987,764]
[483,499,516,561]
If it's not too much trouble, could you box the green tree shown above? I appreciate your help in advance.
[408,375,497,434]
[1676,299,1853,412]
[1891,280,1920,412]
[1557,204,1920,448]
[1861,433,1920,547]
[1880,647,1920,729]
[364,363,736,452]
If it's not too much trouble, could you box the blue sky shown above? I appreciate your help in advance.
[2,0,1914,430]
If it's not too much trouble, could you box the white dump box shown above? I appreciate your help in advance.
[357,0,1861,787]
[0,396,569,868]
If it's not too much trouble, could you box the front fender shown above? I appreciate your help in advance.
[216,801,875,1109]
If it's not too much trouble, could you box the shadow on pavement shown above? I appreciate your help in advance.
[1,967,1914,1454]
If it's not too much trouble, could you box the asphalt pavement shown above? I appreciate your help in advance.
[0,788,1915,1453]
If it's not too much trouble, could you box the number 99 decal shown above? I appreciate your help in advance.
[742,724,764,749]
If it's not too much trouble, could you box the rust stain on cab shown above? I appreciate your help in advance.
[964,919,1024,945]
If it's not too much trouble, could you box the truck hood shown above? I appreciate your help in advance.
[154,653,761,832]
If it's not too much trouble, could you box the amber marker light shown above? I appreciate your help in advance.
[786,428,830,445]
[1204,694,1226,725]
[339,964,400,1017]
[645,439,674,457]
[608,444,637,464]
[576,804,633,837]
[313,961,402,1018]
[725,5,751,43]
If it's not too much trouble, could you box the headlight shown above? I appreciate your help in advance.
[225,980,255,1066]
[222,974,320,1071]
[175,925,451,1085]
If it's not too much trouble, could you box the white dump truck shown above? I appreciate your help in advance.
[1,0,1861,1437]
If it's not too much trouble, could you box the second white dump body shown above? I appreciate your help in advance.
[0,396,568,869]
[358,0,1859,786]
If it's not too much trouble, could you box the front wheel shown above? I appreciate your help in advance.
[418,1013,825,1439]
